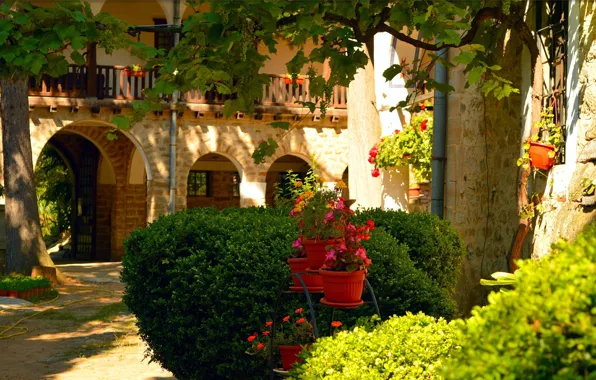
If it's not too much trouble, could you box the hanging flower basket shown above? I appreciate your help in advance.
[287,258,323,291]
[125,64,146,78]
[303,239,340,271]
[319,269,365,307]
[278,345,307,371]
[529,141,555,170]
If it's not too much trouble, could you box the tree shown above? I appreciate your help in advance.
[0,0,130,276]
[128,0,543,269]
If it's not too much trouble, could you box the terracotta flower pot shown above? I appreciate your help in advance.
[284,77,304,85]
[7,290,18,298]
[0,290,6,297]
[319,269,365,305]
[529,142,555,170]
[303,239,338,271]
[287,258,323,291]
[409,186,421,200]
[278,345,305,371]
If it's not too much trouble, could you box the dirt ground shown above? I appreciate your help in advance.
[0,264,175,380]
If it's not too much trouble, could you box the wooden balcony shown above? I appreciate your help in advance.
[28,65,347,110]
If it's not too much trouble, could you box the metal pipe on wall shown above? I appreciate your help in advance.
[169,0,181,214]
[431,47,448,218]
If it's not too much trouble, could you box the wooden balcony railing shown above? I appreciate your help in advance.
[28,65,347,109]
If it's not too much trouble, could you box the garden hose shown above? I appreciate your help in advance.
[0,287,115,340]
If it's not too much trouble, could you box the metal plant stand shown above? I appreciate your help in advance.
[268,272,381,378]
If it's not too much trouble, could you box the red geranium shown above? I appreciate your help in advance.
[420,120,428,131]
[371,168,380,177]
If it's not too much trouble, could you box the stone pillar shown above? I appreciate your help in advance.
[240,181,267,207]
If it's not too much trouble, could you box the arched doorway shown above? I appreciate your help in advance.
[35,132,115,261]
[34,126,149,262]
[341,167,349,199]
[186,153,242,210]
[265,155,312,206]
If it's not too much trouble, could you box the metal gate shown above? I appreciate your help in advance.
[73,141,98,260]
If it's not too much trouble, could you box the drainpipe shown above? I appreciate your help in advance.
[169,0,181,214]
[431,47,448,218]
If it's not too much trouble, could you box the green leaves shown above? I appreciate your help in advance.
[382,64,403,82]
[111,115,131,130]
[268,121,290,130]
[252,138,279,164]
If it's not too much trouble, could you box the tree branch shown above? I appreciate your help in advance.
[377,7,504,51]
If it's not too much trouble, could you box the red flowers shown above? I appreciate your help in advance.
[331,321,342,328]
[282,315,290,323]
[295,308,303,314]
[420,120,428,131]
[368,156,376,164]
[262,331,270,336]
[296,318,306,324]
[371,168,380,178]
[265,321,273,327]
[369,145,378,158]
[394,129,400,134]
[247,335,256,342]
[420,104,426,110]
[257,343,265,350]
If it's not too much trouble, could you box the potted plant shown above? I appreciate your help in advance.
[246,307,314,371]
[125,63,145,78]
[284,73,304,85]
[518,109,563,171]
[288,238,323,292]
[290,185,348,271]
[369,107,432,199]
[318,210,375,307]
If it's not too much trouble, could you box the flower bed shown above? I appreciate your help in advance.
[0,275,52,300]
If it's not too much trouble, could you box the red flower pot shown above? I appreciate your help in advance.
[409,186,421,200]
[0,290,6,297]
[19,290,30,301]
[287,258,323,291]
[7,290,18,298]
[319,269,365,305]
[284,77,304,85]
[278,345,305,371]
[303,239,338,271]
[529,142,555,170]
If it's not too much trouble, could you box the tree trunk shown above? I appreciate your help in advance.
[347,43,383,208]
[1,78,57,275]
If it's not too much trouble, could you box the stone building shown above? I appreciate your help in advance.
[443,1,596,312]
[3,0,354,261]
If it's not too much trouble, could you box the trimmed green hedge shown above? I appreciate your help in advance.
[355,209,466,293]
[291,312,458,379]
[442,224,596,379]
[122,207,456,379]
[0,275,51,291]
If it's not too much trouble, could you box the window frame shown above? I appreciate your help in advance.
[187,170,212,197]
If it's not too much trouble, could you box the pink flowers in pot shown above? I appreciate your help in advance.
[323,219,374,272]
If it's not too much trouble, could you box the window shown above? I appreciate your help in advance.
[153,18,174,51]
[188,171,211,196]
[232,172,241,198]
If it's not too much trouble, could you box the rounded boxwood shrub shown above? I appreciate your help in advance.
[290,312,458,379]
[122,207,456,379]
[442,224,596,379]
[122,207,298,379]
[362,229,457,319]
[354,209,465,293]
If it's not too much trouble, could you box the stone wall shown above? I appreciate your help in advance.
[0,106,348,262]
[531,3,596,258]
[445,35,525,314]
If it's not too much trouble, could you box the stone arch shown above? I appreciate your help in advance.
[264,154,312,206]
[183,152,245,210]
